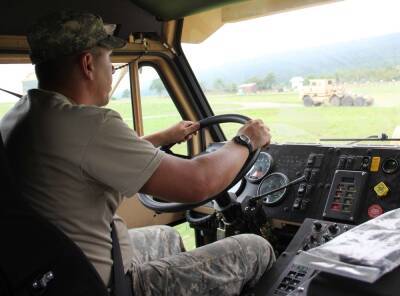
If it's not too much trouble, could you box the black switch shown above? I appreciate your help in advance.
[293,198,302,209]
[361,156,371,170]
[297,183,307,196]
[307,154,315,167]
[346,157,354,170]
[337,157,347,169]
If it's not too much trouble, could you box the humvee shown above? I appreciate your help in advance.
[1,0,400,296]
[301,78,374,107]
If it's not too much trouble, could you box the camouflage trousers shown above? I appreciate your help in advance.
[127,225,275,296]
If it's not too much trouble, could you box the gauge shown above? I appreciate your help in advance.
[257,172,289,205]
[246,152,273,183]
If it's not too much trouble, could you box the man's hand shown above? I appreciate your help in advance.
[163,121,200,145]
[143,120,200,147]
[236,119,271,151]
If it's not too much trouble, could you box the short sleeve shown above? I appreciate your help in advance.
[81,110,164,197]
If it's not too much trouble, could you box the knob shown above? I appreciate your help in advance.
[328,223,339,234]
[313,221,322,231]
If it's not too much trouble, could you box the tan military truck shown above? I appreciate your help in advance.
[301,78,373,106]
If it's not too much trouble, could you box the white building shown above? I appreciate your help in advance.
[290,76,304,91]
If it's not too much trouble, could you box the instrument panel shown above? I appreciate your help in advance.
[236,143,400,225]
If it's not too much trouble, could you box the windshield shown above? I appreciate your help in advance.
[182,0,400,145]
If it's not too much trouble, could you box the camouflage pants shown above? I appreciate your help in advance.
[127,225,275,296]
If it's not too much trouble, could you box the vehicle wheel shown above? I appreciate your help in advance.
[365,97,374,106]
[354,96,366,106]
[303,95,314,107]
[341,95,354,106]
[329,95,341,106]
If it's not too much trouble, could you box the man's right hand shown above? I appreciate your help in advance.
[236,119,271,151]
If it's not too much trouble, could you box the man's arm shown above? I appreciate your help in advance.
[140,119,270,203]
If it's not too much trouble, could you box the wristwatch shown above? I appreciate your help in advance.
[232,134,253,155]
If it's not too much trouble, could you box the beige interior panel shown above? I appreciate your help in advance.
[182,8,224,44]
[117,194,185,228]
[182,0,341,43]
[221,0,340,22]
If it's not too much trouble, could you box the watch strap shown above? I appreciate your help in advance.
[232,135,253,155]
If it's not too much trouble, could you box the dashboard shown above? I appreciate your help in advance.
[200,142,400,295]
[209,142,400,225]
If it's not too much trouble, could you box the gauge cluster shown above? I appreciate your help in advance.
[237,143,400,225]
[245,152,290,205]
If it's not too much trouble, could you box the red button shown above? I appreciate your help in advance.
[331,203,342,211]
[368,204,383,218]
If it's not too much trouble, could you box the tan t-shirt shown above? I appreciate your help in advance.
[0,89,164,285]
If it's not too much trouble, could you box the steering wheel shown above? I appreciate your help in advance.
[138,114,261,213]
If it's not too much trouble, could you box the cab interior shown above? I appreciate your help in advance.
[1,0,400,295]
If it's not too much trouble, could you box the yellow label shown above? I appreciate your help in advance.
[374,182,389,197]
[370,157,381,172]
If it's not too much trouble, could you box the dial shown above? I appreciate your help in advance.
[246,152,273,182]
[382,158,399,174]
[257,172,289,205]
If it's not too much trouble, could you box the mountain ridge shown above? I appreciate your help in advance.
[193,32,400,86]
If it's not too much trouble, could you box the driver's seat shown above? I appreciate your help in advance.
[0,135,108,295]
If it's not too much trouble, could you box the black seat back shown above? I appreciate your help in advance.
[0,135,108,296]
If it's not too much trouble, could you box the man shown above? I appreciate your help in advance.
[0,11,275,295]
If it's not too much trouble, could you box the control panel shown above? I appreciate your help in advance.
[237,143,400,225]
[323,170,368,222]
[254,219,354,296]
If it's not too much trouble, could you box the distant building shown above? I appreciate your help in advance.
[290,76,304,91]
[22,72,38,94]
[237,83,257,95]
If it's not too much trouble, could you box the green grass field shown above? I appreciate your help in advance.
[2,82,400,249]
[109,83,400,145]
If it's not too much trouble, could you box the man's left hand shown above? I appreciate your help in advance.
[164,121,200,145]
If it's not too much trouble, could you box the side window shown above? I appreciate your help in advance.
[107,64,135,128]
[139,66,188,155]
[0,64,36,119]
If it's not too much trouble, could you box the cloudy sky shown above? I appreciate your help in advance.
[1,0,400,101]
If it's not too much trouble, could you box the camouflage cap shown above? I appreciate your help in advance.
[27,11,126,64]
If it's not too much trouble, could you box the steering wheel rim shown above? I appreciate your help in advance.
[138,114,261,213]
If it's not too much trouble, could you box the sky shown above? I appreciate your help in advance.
[1,0,400,101]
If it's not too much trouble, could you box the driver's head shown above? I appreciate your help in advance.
[27,10,126,65]
[28,11,127,104]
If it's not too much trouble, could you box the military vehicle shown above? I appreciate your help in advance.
[1,1,399,296]
[301,78,374,106]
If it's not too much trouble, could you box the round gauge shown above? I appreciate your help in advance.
[257,172,289,205]
[246,152,273,183]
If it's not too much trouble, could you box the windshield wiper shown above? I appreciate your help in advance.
[319,133,400,144]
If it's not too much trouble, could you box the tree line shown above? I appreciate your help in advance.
[145,64,400,97]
